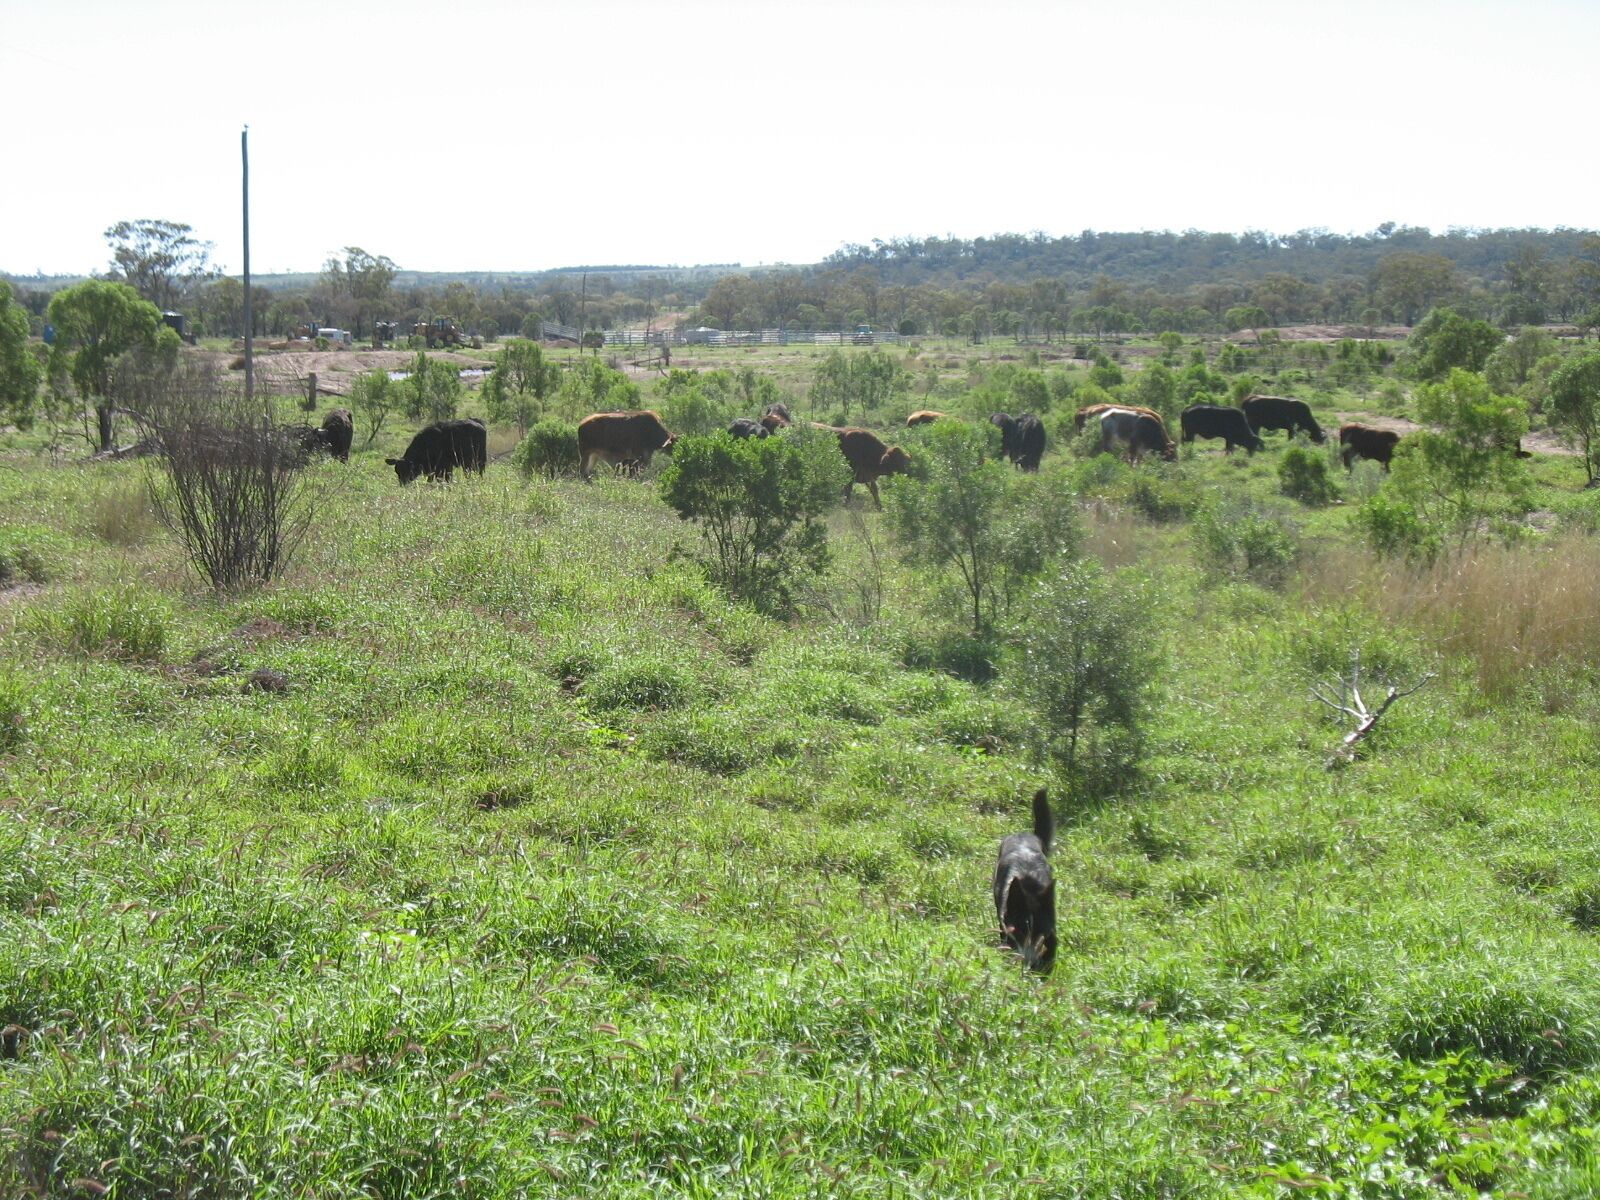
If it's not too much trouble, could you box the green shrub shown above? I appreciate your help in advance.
[1194,500,1300,587]
[1278,445,1341,506]
[899,628,1000,684]
[658,430,847,615]
[511,420,580,479]
[1013,559,1160,799]
[1124,468,1201,524]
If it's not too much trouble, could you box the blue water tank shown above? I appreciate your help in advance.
[42,323,55,345]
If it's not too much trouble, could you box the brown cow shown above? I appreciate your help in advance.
[906,410,945,426]
[1339,423,1401,472]
[759,403,792,435]
[577,410,677,481]
[831,426,912,507]
[1073,402,1162,432]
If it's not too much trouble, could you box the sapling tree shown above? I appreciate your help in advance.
[1360,368,1532,558]
[1014,559,1159,800]
[0,281,41,428]
[658,429,847,614]
[46,280,162,451]
[483,339,561,434]
[1549,351,1600,483]
[886,421,1078,634]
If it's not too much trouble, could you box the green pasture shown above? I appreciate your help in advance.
[4,341,1600,1197]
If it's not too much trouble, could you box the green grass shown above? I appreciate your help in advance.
[4,348,1600,1196]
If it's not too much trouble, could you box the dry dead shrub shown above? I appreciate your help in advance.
[140,359,331,591]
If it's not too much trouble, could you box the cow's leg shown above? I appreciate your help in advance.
[1342,446,1355,471]
[580,450,596,481]
[842,482,855,506]
[868,478,882,509]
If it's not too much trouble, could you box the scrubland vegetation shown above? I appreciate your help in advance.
[11,230,1600,1196]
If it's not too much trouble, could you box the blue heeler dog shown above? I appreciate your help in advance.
[993,789,1056,973]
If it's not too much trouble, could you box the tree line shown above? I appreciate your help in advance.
[6,220,1600,347]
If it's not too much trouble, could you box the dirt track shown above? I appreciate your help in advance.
[206,347,490,396]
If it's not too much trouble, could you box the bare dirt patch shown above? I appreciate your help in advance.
[203,348,491,396]
[0,583,44,607]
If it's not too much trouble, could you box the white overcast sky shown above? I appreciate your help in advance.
[2,0,1595,277]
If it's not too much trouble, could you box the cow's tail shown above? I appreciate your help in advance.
[1031,788,1053,857]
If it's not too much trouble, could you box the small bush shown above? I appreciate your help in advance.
[659,431,847,615]
[1194,500,1300,587]
[1124,469,1201,524]
[1279,445,1340,506]
[511,420,579,479]
[899,628,1000,684]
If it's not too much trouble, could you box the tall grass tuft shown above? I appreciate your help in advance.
[1326,537,1600,699]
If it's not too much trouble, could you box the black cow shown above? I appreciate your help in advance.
[1100,408,1177,462]
[728,417,770,439]
[1181,404,1264,454]
[989,412,1046,471]
[1339,423,1401,471]
[319,407,353,462]
[386,418,487,484]
[994,789,1056,974]
[1241,395,1325,443]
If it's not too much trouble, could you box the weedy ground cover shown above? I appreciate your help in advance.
[3,347,1600,1196]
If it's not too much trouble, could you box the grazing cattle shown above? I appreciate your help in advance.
[1242,394,1325,443]
[728,417,770,439]
[833,426,912,507]
[759,402,793,434]
[1073,402,1161,432]
[989,412,1047,471]
[1339,423,1400,471]
[906,410,945,426]
[319,407,353,462]
[994,789,1056,974]
[1100,408,1176,462]
[576,410,677,481]
[386,418,487,484]
[1181,404,1264,454]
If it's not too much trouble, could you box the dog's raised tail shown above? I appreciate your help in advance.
[1032,788,1053,856]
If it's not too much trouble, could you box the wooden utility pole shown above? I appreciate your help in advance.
[242,125,253,401]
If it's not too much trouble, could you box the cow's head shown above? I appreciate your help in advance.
[385,457,422,485]
[880,446,912,475]
[660,433,678,454]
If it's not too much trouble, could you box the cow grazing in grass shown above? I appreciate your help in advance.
[906,410,945,426]
[1242,395,1325,443]
[577,410,677,481]
[728,417,770,439]
[759,402,792,434]
[386,418,487,484]
[1073,402,1161,432]
[1181,404,1264,454]
[989,412,1046,471]
[1100,407,1176,462]
[319,407,353,462]
[1339,423,1401,471]
[994,788,1056,974]
[833,426,912,507]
